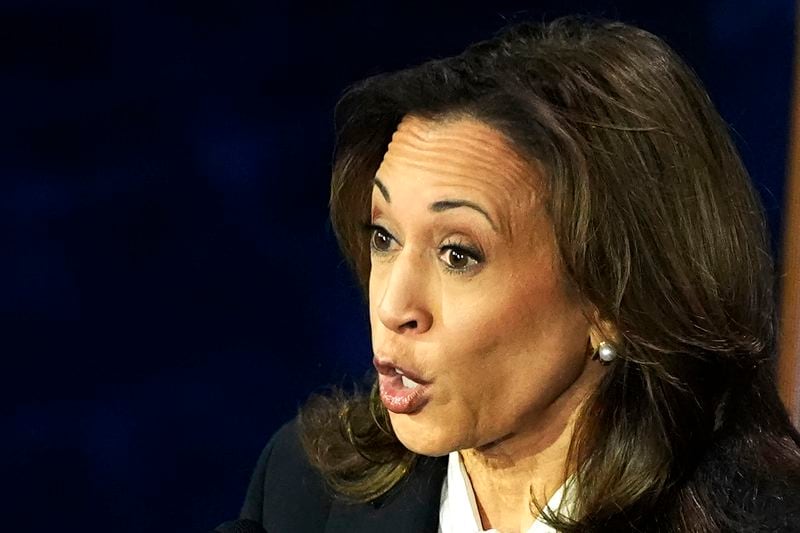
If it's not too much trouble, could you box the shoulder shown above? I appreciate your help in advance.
[239,416,334,532]
[237,415,449,532]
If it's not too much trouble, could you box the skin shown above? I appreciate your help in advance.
[368,114,609,532]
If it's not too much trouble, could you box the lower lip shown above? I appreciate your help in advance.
[378,373,431,414]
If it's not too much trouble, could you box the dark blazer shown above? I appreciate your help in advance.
[233,417,800,532]
[238,418,447,532]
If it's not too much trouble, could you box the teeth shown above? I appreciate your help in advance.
[401,375,420,389]
[396,369,405,376]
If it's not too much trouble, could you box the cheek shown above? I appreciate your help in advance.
[469,278,589,385]
[439,270,565,360]
[432,271,588,413]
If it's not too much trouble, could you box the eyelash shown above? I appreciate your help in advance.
[362,222,485,276]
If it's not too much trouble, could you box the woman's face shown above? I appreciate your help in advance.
[368,114,597,457]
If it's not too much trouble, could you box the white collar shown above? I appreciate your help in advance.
[438,451,574,533]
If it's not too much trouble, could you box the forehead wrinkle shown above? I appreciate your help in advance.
[382,135,531,193]
[388,118,533,199]
[384,142,529,180]
[381,148,533,215]
[390,125,529,178]
[378,157,525,241]
[383,152,506,184]
[392,125,523,161]
[379,151,514,200]
[378,116,542,242]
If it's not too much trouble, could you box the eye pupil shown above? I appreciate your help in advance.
[449,249,467,268]
[373,230,390,251]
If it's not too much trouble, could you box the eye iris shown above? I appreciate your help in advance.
[449,249,468,268]
[373,230,390,251]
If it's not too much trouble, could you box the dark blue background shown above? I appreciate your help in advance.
[2,1,795,531]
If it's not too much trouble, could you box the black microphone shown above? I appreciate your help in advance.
[211,518,267,533]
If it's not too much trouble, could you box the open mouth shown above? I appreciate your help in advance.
[373,360,432,414]
[396,368,422,389]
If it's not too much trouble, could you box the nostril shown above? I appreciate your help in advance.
[402,320,418,330]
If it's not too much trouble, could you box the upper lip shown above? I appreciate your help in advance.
[373,356,432,385]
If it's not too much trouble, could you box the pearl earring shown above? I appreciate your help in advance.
[592,341,618,365]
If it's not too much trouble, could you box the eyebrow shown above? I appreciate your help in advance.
[373,176,498,232]
[373,177,391,203]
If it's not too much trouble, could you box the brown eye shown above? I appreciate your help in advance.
[371,227,392,252]
[447,248,469,269]
[440,245,481,273]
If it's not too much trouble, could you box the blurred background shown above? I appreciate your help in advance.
[2,1,796,531]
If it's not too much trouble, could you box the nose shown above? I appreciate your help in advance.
[374,250,433,335]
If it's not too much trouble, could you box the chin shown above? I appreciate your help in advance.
[389,411,454,457]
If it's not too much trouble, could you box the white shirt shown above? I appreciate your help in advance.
[438,451,574,533]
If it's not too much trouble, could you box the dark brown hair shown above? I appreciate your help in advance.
[299,16,800,531]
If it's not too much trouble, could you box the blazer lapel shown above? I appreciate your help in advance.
[324,455,448,533]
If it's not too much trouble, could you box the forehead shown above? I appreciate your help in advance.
[374,114,542,236]
[376,114,533,187]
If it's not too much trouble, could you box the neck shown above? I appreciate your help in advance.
[459,361,603,532]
